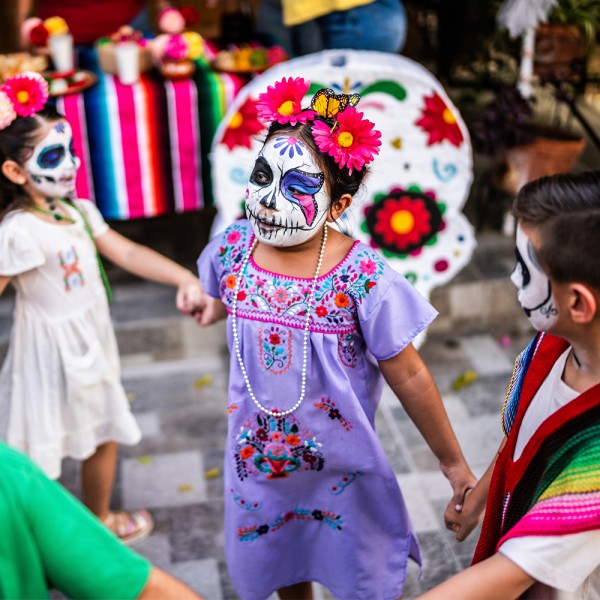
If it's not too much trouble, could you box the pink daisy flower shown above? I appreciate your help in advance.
[312,107,381,174]
[1,71,49,117]
[0,91,17,130]
[256,77,317,126]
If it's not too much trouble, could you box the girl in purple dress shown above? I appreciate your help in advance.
[195,77,475,600]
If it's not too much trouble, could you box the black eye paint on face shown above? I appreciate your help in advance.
[514,247,531,287]
[37,144,66,169]
[250,156,273,187]
[69,141,77,159]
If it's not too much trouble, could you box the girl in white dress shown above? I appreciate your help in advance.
[0,72,203,544]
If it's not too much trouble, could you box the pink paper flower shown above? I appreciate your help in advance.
[1,72,49,117]
[163,34,188,60]
[256,77,316,126]
[0,91,17,130]
[311,106,381,174]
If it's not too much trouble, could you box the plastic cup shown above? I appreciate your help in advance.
[49,33,74,73]
[114,42,140,85]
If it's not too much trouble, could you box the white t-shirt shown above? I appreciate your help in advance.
[499,348,600,599]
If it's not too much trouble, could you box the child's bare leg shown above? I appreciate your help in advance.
[81,440,118,521]
[278,582,313,600]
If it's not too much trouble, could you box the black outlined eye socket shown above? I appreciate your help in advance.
[37,144,65,169]
[250,157,273,187]
[514,247,531,287]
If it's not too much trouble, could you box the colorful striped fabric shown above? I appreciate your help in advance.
[56,44,248,220]
[500,419,600,542]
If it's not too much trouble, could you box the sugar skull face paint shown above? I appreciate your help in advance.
[24,120,80,199]
[510,223,558,331]
[245,135,328,247]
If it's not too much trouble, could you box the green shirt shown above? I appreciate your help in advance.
[0,443,151,599]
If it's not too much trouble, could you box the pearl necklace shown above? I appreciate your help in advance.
[231,225,328,417]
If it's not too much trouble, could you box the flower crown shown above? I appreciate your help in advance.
[256,77,381,175]
[0,71,49,130]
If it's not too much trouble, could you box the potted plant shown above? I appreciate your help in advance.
[534,0,600,81]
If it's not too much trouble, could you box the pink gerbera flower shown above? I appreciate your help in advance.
[0,91,17,130]
[1,71,49,117]
[312,106,381,174]
[256,77,316,126]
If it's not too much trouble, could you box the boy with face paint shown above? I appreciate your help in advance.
[194,78,476,600]
[0,73,204,545]
[421,170,600,600]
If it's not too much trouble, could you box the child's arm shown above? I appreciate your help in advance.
[94,229,203,314]
[192,296,228,326]
[445,437,506,541]
[0,276,11,296]
[379,344,476,508]
[416,552,535,599]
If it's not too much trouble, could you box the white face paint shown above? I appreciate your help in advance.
[510,223,558,331]
[245,135,328,247]
[24,120,80,199]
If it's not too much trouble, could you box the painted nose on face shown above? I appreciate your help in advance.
[259,188,277,209]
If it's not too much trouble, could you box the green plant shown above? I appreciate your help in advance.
[546,0,600,50]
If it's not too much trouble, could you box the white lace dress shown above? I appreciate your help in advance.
[0,200,141,479]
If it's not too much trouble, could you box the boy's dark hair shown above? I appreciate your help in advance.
[264,120,368,205]
[512,171,600,290]
[0,106,63,219]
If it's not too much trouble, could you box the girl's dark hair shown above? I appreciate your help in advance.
[264,120,369,205]
[512,170,600,290]
[0,106,64,219]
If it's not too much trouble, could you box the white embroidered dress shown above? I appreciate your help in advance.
[0,200,140,479]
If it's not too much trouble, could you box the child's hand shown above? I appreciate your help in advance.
[191,296,227,326]
[440,461,477,530]
[176,279,204,315]
[444,488,483,542]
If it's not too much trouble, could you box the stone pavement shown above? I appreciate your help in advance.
[0,230,534,600]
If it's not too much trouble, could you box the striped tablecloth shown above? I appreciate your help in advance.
[57,45,248,220]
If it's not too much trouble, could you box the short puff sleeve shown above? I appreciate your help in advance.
[357,261,438,361]
[0,220,46,276]
[74,199,109,238]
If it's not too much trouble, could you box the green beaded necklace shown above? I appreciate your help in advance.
[31,199,113,303]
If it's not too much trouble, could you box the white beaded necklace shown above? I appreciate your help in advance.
[230,225,328,417]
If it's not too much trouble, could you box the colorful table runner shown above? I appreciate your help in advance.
[57,44,248,220]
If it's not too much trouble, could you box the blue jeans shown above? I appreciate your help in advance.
[292,0,407,56]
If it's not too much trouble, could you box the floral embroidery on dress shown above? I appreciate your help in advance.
[230,488,263,511]
[218,223,386,335]
[314,397,352,431]
[58,246,84,291]
[338,333,358,367]
[238,507,343,541]
[329,471,366,495]
[259,325,292,374]
[235,412,324,480]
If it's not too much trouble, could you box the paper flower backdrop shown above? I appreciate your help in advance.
[210,50,476,303]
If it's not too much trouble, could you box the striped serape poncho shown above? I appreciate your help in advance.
[473,333,600,564]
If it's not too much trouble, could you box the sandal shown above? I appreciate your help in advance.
[104,509,154,545]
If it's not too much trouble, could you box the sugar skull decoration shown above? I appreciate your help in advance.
[211,50,476,300]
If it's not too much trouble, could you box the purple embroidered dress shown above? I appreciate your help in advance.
[198,220,437,600]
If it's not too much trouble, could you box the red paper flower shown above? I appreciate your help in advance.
[30,23,49,47]
[256,77,316,126]
[312,106,381,174]
[180,6,200,25]
[415,92,464,147]
[0,71,49,117]
[222,97,265,150]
